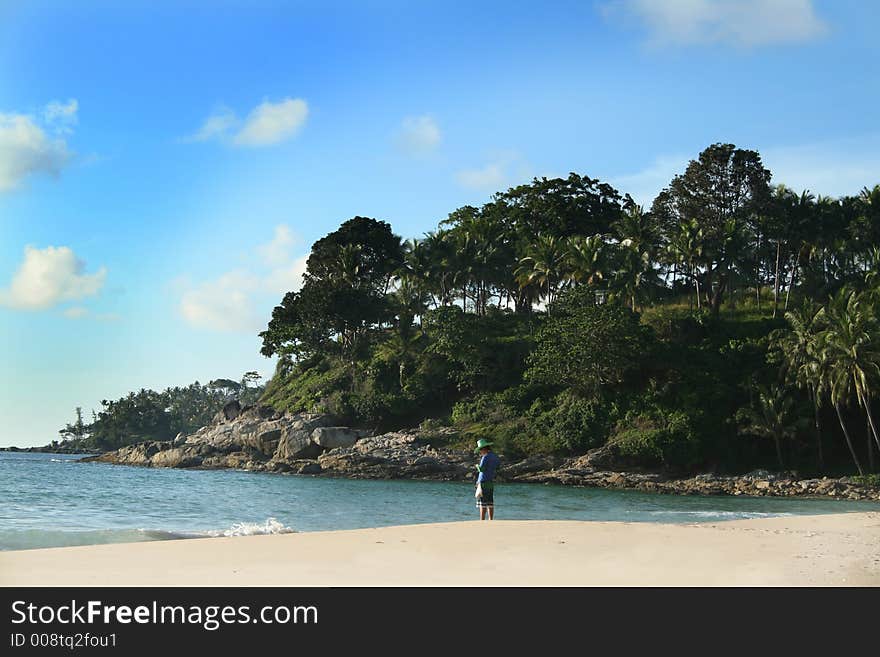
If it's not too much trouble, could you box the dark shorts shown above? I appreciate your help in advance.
[476,482,495,507]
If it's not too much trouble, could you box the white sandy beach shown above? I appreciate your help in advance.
[1,512,878,587]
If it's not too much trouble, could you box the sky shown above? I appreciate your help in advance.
[1,0,879,446]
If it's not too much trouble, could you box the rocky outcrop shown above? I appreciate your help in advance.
[81,405,358,472]
[312,427,369,450]
[316,430,472,480]
[81,408,880,502]
[511,464,880,501]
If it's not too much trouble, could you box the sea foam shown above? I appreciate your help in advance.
[203,517,295,537]
[143,517,296,540]
[648,510,794,520]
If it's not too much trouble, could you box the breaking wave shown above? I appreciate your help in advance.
[1,518,295,551]
[163,517,296,539]
[647,510,794,520]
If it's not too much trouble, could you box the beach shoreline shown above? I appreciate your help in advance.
[1,512,877,587]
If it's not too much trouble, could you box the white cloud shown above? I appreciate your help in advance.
[607,154,690,207]
[264,254,309,296]
[177,224,309,333]
[258,224,299,267]
[180,270,263,333]
[456,163,507,191]
[762,135,880,198]
[0,111,73,192]
[0,245,106,310]
[603,0,828,47]
[63,306,88,319]
[183,106,238,143]
[396,115,441,155]
[185,98,309,147]
[43,99,79,134]
[455,151,532,192]
[233,98,308,147]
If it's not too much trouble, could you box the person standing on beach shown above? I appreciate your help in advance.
[474,438,501,520]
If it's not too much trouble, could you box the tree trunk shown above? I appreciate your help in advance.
[710,275,727,317]
[812,394,824,474]
[868,414,876,473]
[755,231,761,311]
[784,248,801,313]
[773,241,781,318]
[688,265,694,311]
[693,264,701,310]
[835,404,864,475]
[774,435,785,472]
[858,390,880,455]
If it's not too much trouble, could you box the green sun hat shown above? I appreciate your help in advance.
[474,438,494,453]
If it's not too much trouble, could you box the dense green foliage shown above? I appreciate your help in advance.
[526,288,653,399]
[259,141,880,476]
[59,142,880,476]
[57,374,265,451]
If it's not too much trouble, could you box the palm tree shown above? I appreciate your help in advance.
[612,239,660,311]
[334,244,363,287]
[612,204,657,258]
[565,234,608,287]
[820,287,880,459]
[393,275,430,330]
[515,234,567,313]
[776,302,826,472]
[812,288,880,475]
[852,185,880,274]
[737,383,803,471]
[459,215,502,315]
[666,218,703,309]
[783,190,816,313]
[420,230,458,308]
[376,329,424,390]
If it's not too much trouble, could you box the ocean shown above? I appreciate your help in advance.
[2,451,878,551]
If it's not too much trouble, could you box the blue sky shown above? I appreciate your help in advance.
[1,0,879,446]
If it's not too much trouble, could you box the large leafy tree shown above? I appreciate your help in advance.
[499,173,627,240]
[487,173,629,313]
[653,143,771,315]
[261,217,403,362]
[261,278,390,361]
[422,306,533,394]
[526,286,653,399]
[304,216,403,293]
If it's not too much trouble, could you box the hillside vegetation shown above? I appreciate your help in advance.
[258,143,880,477]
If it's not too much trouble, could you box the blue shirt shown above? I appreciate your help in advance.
[477,451,501,483]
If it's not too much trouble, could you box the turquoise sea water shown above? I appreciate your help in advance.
[2,451,878,551]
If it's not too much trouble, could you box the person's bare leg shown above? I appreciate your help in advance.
[488,506,494,520]
[479,506,487,520]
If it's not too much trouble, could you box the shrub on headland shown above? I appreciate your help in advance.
[608,407,702,470]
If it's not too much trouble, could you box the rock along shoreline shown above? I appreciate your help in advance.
[80,402,880,503]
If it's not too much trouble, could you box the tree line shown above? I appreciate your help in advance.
[57,373,264,451]
[259,142,879,476]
